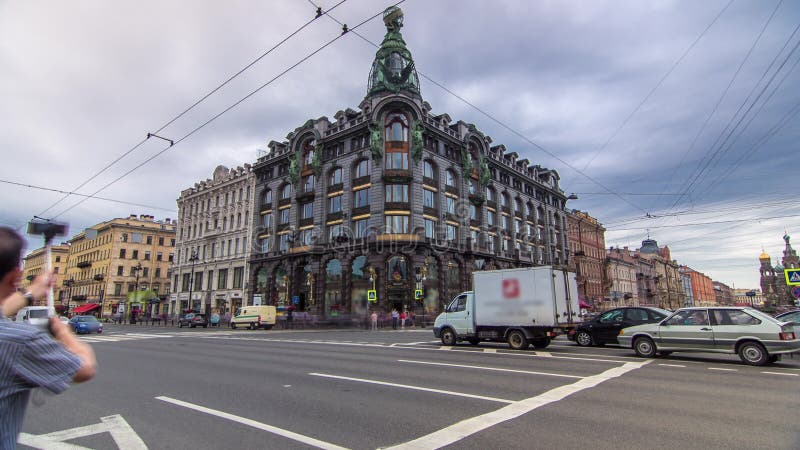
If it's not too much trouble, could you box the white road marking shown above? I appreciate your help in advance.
[397,360,584,379]
[708,367,738,372]
[383,360,651,449]
[308,373,514,404]
[156,396,348,450]
[19,414,146,450]
[533,351,552,357]
[438,346,452,350]
[760,371,799,377]
[658,364,687,368]
[483,349,497,353]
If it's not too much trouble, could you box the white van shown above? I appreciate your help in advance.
[230,305,276,330]
[15,306,55,330]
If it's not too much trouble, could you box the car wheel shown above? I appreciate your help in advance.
[441,328,457,346]
[203,325,208,328]
[768,355,780,364]
[633,337,656,358]
[575,331,593,347]
[532,337,551,349]
[738,342,768,366]
[230,322,236,329]
[507,330,529,350]
[658,351,672,357]
[179,322,183,328]
[467,338,480,346]
[190,324,195,328]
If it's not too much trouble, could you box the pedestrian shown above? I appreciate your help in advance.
[0,227,97,448]
[286,307,294,330]
[391,308,399,330]
[408,310,415,328]
[400,310,407,330]
[370,310,378,331]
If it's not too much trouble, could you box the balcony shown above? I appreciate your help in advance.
[93,274,104,281]
[352,175,370,187]
[76,261,92,269]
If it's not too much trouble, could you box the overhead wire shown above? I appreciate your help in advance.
[0,179,174,212]
[50,1,404,220]
[32,0,348,221]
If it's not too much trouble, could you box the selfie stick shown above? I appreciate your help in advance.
[27,220,68,316]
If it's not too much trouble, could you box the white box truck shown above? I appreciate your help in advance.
[433,266,581,349]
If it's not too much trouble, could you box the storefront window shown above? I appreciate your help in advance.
[325,259,342,317]
[275,267,288,307]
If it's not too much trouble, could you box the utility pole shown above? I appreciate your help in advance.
[187,250,199,312]
[131,262,142,324]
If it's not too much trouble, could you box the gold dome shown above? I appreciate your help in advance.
[759,250,770,260]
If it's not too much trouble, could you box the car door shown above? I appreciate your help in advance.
[709,309,762,352]
[445,293,473,336]
[620,308,652,342]
[593,309,625,344]
[657,309,714,350]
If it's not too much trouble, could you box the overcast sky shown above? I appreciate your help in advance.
[2,0,799,290]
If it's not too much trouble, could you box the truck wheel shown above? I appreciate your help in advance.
[249,322,255,330]
[575,331,593,347]
[230,322,236,329]
[467,338,480,346]
[738,341,768,366]
[633,337,656,358]
[507,330,529,350]
[441,328,457,346]
[532,337,551,349]
[263,324,273,330]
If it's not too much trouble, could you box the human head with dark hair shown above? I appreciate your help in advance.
[0,227,25,295]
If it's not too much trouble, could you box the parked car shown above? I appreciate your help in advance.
[775,309,800,324]
[69,315,103,334]
[15,306,55,330]
[179,313,208,328]
[618,307,800,366]
[568,307,671,347]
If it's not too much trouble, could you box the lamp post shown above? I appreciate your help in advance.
[367,266,377,328]
[63,278,74,316]
[130,262,142,323]
[418,263,428,328]
[187,250,199,312]
[306,272,315,315]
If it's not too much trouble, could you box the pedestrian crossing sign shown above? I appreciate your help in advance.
[786,268,800,286]
[414,289,423,300]
[367,290,377,302]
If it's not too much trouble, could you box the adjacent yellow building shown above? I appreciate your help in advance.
[21,244,70,307]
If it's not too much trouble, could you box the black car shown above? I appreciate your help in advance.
[178,313,208,328]
[568,307,671,347]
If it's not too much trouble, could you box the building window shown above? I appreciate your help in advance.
[329,195,342,214]
[500,193,508,208]
[168,253,174,262]
[279,209,290,224]
[259,236,272,253]
[446,224,457,242]
[280,184,292,200]
[142,267,150,277]
[157,252,163,261]
[122,233,128,243]
[445,170,456,188]
[467,179,476,195]
[424,219,436,239]
[423,160,436,179]
[423,189,436,208]
[328,223,345,241]
[299,229,314,246]
[302,139,315,168]
[279,234,290,252]
[182,273,191,291]
[353,188,370,208]
[501,215,509,231]
[354,159,370,178]
[384,215,409,233]
[132,250,139,260]
[262,213,273,229]
[301,202,313,220]
[119,249,126,259]
[384,112,409,170]
[470,205,478,220]
[385,184,409,203]
[446,197,456,214]
[487,210,496,226]
[217,269,228,289]
[144,251,151,261]
[329,168,342,185]
[262,189,272,207]
[353,218,368,238]
[117,266,124,276]
[232,267,244,289]
[114,283,122,296]
[302,175,315,193]
[155,268,161,278]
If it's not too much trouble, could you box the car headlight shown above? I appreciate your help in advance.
[618,330,624,335]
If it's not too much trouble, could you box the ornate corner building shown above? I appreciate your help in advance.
[247,7,572,323]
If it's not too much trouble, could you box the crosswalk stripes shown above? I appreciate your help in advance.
[78,332,175,343]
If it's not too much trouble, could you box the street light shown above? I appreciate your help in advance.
[131,262,142,323]
[418,262,428,328]
[187,250,199,312]
[306,272,315,314]
[62,278,74,316]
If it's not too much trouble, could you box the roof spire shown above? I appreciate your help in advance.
[366,6,420,98]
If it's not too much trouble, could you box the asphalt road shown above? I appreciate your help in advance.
[18,324,800,449]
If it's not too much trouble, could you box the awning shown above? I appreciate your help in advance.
[579,300,592,309]
[73,303,100,314]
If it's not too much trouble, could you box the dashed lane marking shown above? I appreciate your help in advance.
[483,349,497,353]
[709,367,738,372]
[156,396,348,450]
[308,373,515,404]
[383,360,652,449]
[760,371,798,377]
[397,359,584,379]
[658,363,687,368]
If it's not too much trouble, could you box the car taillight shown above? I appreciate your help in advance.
[779,331,796,340]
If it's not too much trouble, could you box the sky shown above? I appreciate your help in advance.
[2,0,799,290]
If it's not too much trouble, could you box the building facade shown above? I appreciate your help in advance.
[759,233,798,308]
[605,247,638,308]
[21,244,70,308]
[567,210,606,307]
[713,281,734,305]
[637,239,685,310]
[733,288,764,307]
[679,267,695,307]
[172,165,256,317]
[66,215,176,318]
[681,266,715,306]
[248,7,572,324]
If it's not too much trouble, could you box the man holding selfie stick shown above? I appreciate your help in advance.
[0,226,96,448]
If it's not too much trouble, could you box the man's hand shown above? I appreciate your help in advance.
[49,316,97,383]
[28,272,55,302]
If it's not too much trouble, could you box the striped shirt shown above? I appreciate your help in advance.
[0,305,81,449]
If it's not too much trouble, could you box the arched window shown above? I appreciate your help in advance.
[467,179,476,195]
[445,170,456,187]
[280,184,292,200]
[387,255,408,282]
[302,139,315,168]
[486,187,496,202]
[500,193,509,208]
[354,159,370,179]
[384,112,409,170]
[329,168,342,186]
[515,198,523,214]
[262,189,272,207]
[325,259,343,316]
[423,160,436,179]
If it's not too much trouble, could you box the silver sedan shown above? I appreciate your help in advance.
[618,307,800,366]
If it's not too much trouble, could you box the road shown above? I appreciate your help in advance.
[18,324,800,449]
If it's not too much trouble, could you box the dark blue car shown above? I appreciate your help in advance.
[69,315,103,334]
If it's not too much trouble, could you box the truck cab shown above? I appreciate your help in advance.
[433,292,475,342]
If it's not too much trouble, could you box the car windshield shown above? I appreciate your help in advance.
[77,316,98,322]
[28,309,49,318]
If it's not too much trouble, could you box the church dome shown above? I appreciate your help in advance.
[759,250,770,260]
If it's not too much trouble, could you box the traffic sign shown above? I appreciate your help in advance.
[792,286,800,299]
[367,290,377,302]
[785,268,800,286]
[414,289,423,300]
